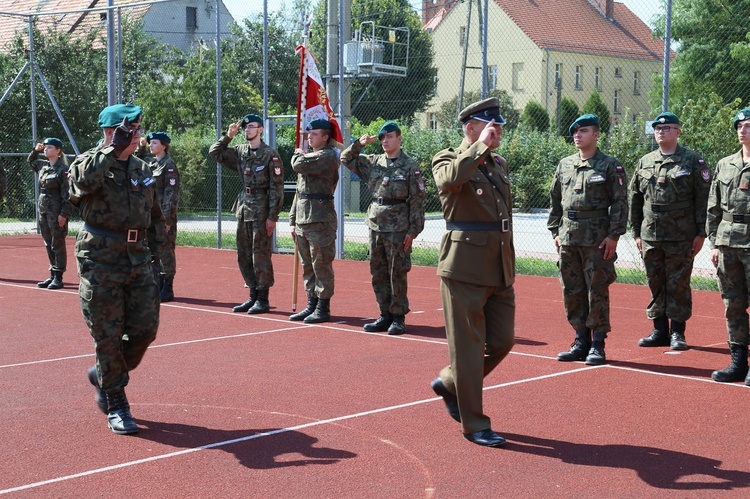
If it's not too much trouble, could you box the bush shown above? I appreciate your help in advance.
[582,91,611,135]
[519,101,550,132]
[557,97,580,138]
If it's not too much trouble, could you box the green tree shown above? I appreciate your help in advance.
[310,0,437,124]
[582,91,611,135]
[556,97,580,138]
[519,100,550,132]
[435,89,520,130]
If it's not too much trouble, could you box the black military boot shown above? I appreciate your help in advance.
[638,316,670,347]
[585,331,607,365]
[47,271,63,290]
[670,319,688,351]
[711,344,749,382]
[105,390,139,435]
[304,298,331,324]
[290,296,318,321]
[248,288,270,314]
[364,313,392,332]
[87,366,107,414]
[160,277,174,302]
[388,315,406,335]
[37,271,54,288]
[233,288,258,313]
[557,329,591,362]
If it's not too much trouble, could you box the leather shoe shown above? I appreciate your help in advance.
[463,429,506,447]
[431,378,461,422]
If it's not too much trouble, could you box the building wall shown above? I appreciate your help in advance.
[142,0,234,53]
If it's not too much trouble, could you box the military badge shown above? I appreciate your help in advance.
[477,188,483,195]
[255,165,265,171]
[741,184,749,190]
[701,170,710,182]
[142,177,155,186]
[618,177,623,185]
[616,165,624,172]
[698,159,705,166]
[274,167,281,175]
[167,168,175,173]
[382,176,390,186]
[169,178,176,186]
[244,167,252,175]
[418,180,425,192]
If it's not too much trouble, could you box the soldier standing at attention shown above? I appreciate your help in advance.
[289,119,339,324]
[340,121,425,335]
[138,132,180,302]
[429,98,514,448]
[706,107,750,385]
[28,138,74,290]
[630,112,711,350]
[549,114,628,366]
[70,104,166,435]
[210,114,285,314]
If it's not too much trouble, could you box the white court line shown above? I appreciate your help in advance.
[0,365,595,495]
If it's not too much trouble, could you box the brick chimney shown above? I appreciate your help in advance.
[588,0,614,20]
[422,0,454,25]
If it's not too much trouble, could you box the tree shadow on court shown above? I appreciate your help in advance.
[136,419,357,470]
[504,433,750,491]
[610,359,717,379]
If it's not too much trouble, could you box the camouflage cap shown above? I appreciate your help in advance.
[733,107,750,129]
[569,113,599,135]
[651,112,680,127]
[43,137,63,148]
[240,114,263,128]
[377,121,401,140]
[458,97,506,125]
[146,131,171,144]
[98,103,142,128]
[307,119,332,131]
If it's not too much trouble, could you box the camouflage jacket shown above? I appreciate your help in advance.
[341,142,425,235]
[630,145,710,242]
[290,145,339,226]
[28,149,75,218]
[548,149,628,246]
[69,145,166,267]
[432,138,515,288]
[143,154,180,227]
[707,150,750,249]
[209,137,285,223]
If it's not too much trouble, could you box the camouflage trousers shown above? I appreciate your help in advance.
[159,225,177,277]
[641,239,693,322]
[296,222,336,299]
[39,211,68,272]
[237,219,274,290]
[78,257,160,392]
[438,278,515,434]
[558,245,616,333]
[716,246,750,345]
[369,230,412,315]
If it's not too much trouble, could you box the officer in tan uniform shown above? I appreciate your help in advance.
[289,119,339,324]
[630,112,710,350]
[341,121,425,335]
[548,114,628,366]
[429,98,514,448]
[706,107,750,384]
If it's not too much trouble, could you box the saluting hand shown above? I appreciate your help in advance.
[227,119,242,139]
[359,134,378,147]
[34,143,44,152]
[478,119,498,148]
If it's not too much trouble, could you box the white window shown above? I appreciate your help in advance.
[633,71,641,95]
[512,63,524,91]
[595,67,602,91]
[428,113,437,130]
[614,90,620,113]
[459,26,466,47]
[487,65,498,91]
[433,75,438,96]
[575,66,582,90]
[554,63,562,88]
[614,67,622,78]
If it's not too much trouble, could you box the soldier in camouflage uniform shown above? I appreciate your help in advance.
[706,107,750,385]
[548,114,628,366]
[210,114,285,314]
[137,132,180,302]
[28,138,74,290]
[70,104,166,435]
[630,112,711,351]
[289,119,339,324]
[341,121,425,335]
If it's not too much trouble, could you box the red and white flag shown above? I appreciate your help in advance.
[295,44,344,149]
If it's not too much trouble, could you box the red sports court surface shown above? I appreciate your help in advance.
[1,234,749,497]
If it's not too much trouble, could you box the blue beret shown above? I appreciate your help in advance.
[651,112,680,127]
[569,114,599,135]
[733,107,750,129]
[241,114,263,128]
[146,131,171,144]
[378,121,401,140]
[307,119,332,131]
[458,97,506,125]
[98,104,142,128]
[43,137,63,148]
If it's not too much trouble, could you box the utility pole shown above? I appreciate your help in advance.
[457,0,473,121]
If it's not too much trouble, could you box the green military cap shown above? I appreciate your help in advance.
[733,107,750,129]
[97,103,142,128]
[651,112,680,127]
[568,113,599,135]
[458,97,506,125]
[146,131,171,144]
[43,137,63,148]
[377,121,401,140]
[240,114,263,128]
[307,119,332,131]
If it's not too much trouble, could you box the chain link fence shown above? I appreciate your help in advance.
[2,0,749,287]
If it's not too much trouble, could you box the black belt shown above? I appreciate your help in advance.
[299,193,334,201]
[723,212,750,223]
[446,220,509,232]
[373,197,406,205]
[566,209,608,220]
[84,223,146,243]
[245,187,267,195]
[646,200,691,212]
